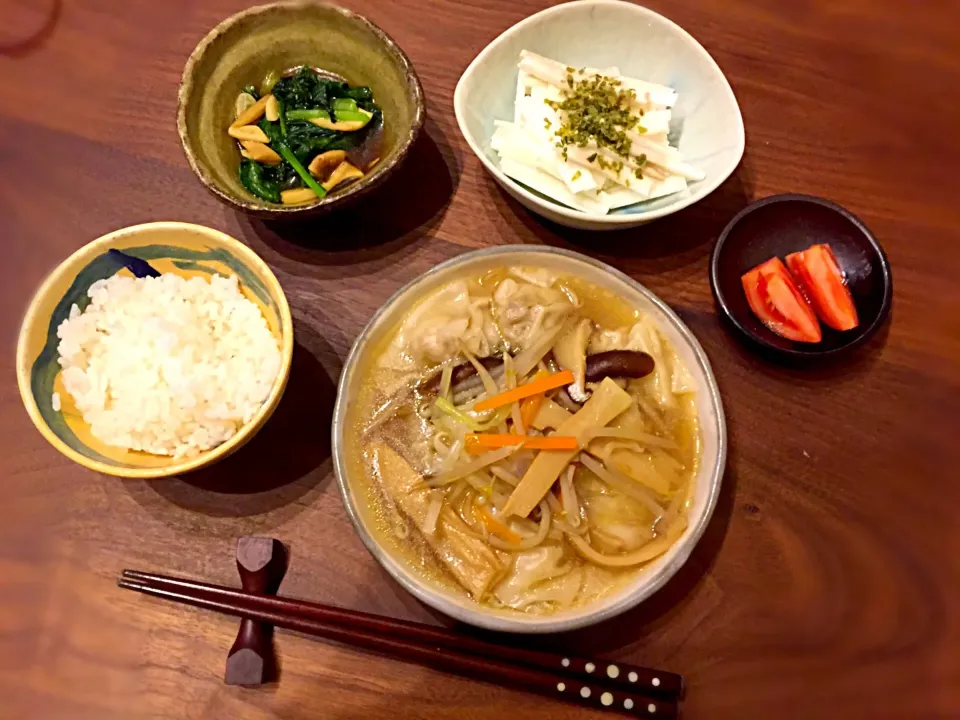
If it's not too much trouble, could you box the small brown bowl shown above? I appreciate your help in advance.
[177,1,425,218]
[710,194,892,359]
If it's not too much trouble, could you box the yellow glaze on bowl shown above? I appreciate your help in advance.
[16,222,293,478]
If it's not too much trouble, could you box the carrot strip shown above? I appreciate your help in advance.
[474,370,574,412]
[515,371,549,433]
[520,436,579,450]
[465,434,579,454]
[519,394,545,431]
[474,504,523,544]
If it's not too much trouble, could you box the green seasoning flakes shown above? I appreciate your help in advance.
[546,72,641,165]
[634,153,648,179]
[572,170,582,181]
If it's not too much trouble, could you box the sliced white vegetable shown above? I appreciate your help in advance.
[636,109,672,135]
[597,185,650,210]
[618,76,678,109]
[636,158,669,181]
[520,51,632,94]
[514,72,527,124]
[624,130,683,162]
[518,50,581,88]
[647,157,705,183]
[555,157,599,195]
[623,130,705,181]
[520,51,673,114]
[645,175,689,201]
[637,132,669,146]
[492,50,703,216]
[586,134,704,183]
[493,138,547,172]
[592,178,688,213]
[563,146,648,195]
[493,123,572,185]
[495,118,600,197]
[519,94,561,143]
[499,158,609,215]
[518,69,547,95]
[529,82,564,105]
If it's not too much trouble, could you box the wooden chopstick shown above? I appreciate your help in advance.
[119,570,680,718]
[121,569,680,698]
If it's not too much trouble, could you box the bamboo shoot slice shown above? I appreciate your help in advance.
[228,125,270,143]
[230,94,272,129]
[240,141,281,165]
[501,378,632,518]
[530,398,572,430]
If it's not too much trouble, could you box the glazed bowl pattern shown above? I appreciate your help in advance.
[16,222,293,479]
[178,1,425,217]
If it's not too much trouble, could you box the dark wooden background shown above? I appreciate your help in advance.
[2,0,958,718]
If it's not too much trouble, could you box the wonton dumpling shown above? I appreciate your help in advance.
[383,281,499,367]
[493,278,571,350]
[493,545,581,610]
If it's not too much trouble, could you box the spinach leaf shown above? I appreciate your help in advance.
[258,116,283,144]
[271,67,374,114]
[239,160,281,203]
[273,141,328,199]
[261,160,300,190]
[272,67,330,111]
[343,86,373,102]
[240,68,380,199]
[323,107,383,152]
[284,121,337,163]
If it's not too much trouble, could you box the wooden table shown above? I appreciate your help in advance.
[2,1,958,718]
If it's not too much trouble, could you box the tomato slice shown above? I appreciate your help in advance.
[785,245,859,331]
[741,258,822,343]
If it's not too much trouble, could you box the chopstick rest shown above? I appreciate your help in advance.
[224,536,288,686]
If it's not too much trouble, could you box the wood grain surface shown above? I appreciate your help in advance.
[1,1,959,718]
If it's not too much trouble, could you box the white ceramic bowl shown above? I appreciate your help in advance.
[454,0,745,231]
[333,247,726,632]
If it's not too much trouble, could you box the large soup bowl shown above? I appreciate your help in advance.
[333,246,726,632]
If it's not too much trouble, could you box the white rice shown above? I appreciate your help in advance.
[55,273,282,459]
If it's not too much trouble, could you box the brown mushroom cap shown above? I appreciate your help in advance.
[584,350,656,383]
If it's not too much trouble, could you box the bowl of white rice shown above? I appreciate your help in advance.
[16,222,293,478]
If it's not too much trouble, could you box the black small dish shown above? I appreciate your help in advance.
[710,194,892,359]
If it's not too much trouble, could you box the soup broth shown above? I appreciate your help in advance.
[345,267,700,615]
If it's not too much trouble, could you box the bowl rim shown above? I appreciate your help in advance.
[709,193,894,359]
[453,0,745,227]
[176,0,426,216]
[332,245,727,632]
[15,221,294,479]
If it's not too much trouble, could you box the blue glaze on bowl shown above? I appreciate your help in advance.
[108,249,160,278]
